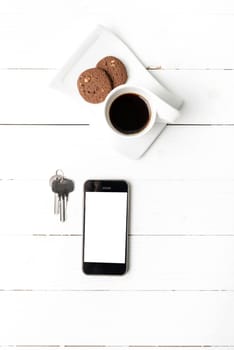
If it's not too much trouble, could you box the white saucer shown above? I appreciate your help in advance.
[51,25,183,159]
[105,121,166,159]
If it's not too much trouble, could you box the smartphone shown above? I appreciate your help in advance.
[83,180,129,275]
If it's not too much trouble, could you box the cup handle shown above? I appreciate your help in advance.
[148,83,183,123]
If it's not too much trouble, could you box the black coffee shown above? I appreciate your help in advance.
[109,93,150,135]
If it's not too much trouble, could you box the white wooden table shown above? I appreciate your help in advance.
[1,0,234,348]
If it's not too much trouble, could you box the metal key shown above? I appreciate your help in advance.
[52,177,75,222]
[49,170,64,215]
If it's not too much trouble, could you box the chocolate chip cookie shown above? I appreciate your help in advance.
[77,67,112,103]
[96,56,127,88]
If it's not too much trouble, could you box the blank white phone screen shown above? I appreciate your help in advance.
[84,191,128,263]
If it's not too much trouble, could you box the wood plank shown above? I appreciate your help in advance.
[1,70,234,124]
[1,2,234,68]
[0,291,233,345]
[0,125,233,180]
[0,236,234,290]
[0,70,89,125]
[2,0,234,14]
[154,70,234,125]
[0,179,233,236]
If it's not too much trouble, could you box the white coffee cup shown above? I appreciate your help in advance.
[104,85,162,138]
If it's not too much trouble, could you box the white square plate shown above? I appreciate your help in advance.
[51,25,183,159]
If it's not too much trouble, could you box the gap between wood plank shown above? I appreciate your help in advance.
[147,67,234,71]
[30,234,234,237]
[0,289,233,292]
[0,124,90,126]
[0,124,233,127]
[0,345,234,348]
[1,67,234,71]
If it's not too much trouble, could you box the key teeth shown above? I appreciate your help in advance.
[54,194,59,215]
[59,196,66,222]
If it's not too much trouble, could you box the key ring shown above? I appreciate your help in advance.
[55,169,64,182]
[49,169,64,187]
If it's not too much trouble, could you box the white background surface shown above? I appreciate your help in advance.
[1,0,234,348]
